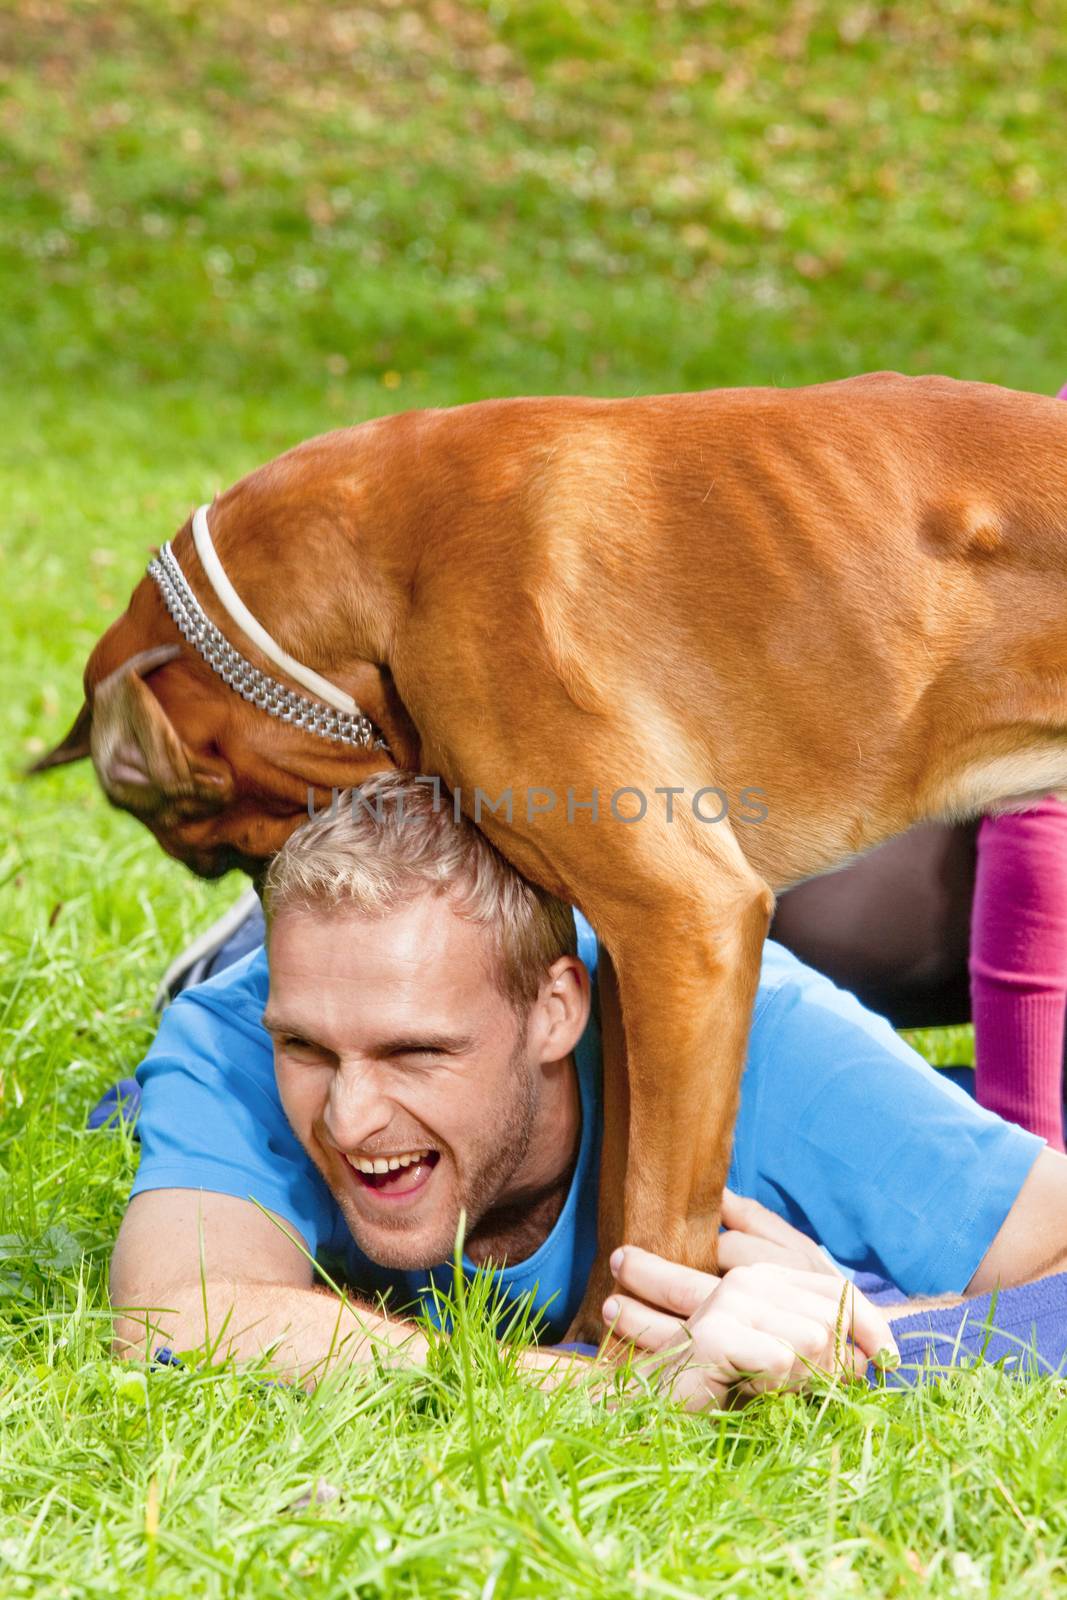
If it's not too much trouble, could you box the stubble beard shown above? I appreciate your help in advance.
[320,1024,542,1271]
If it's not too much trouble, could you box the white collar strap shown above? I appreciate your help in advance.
[145,507,387,753]
[192,503,358,716]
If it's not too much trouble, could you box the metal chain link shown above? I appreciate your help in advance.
[146,542,387,752]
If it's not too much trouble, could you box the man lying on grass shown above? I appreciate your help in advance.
[111,773,1067,1410]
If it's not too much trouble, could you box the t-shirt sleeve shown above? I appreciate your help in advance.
[130,950,337,1260]
[733,955,1044,1296]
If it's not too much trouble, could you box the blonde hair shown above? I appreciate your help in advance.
[262,771,577,1010]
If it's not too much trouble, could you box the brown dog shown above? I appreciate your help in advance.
[34,372,1067,1341]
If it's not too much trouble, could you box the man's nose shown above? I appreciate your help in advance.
[322,1060,395,1149]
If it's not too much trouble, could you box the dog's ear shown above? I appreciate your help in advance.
[26,701,93,773]
[89,644,233,814]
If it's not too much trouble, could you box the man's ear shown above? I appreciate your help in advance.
[26,702,92,773]
[535,955,592,1063]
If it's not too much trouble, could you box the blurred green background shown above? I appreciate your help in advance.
[5,0,1067,421]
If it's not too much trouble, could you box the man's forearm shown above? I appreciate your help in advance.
[112,1280,429,1383]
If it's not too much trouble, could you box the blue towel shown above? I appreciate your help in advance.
[877,1271,1067,1387]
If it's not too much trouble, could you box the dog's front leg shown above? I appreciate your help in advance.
[561,842,775,1344]
[566,848,774,1348]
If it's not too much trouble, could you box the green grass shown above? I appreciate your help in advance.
[2,0,1066,1592]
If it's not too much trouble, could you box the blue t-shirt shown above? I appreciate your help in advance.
[131,912,1042,1342]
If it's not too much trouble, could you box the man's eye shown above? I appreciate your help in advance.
[282,1036,316,1053]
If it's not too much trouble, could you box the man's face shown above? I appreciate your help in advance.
[265,894,554,1270]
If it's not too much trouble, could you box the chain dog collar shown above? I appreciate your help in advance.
[146,506,387,752]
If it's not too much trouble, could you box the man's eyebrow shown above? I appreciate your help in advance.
[261,1011,318,1039]
[260,1015,474,1055]
[374,1032,475,1056]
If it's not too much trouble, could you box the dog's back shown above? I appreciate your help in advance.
[400,374,1067,886]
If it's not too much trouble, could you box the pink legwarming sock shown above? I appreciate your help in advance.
[969,797,1067,1150]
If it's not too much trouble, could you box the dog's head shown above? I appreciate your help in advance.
[30,511,420,879]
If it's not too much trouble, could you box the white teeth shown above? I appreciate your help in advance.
[352,1149,429,1175]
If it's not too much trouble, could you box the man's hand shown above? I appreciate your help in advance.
[602,1245,899,1412]
[717,1187,842,1277]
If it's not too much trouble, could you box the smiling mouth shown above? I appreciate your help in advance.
[344,1150,440,1201]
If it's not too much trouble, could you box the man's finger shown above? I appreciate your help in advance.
[610,1246,717,1319]
[717,1230,799,1274]
[730,1265,898,1366]
[823,1278,898,1366]
[772,1270,898,1365]
[721,1189,832,1260]
[602,1292,691,1353]
[686,1317,799,1399]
